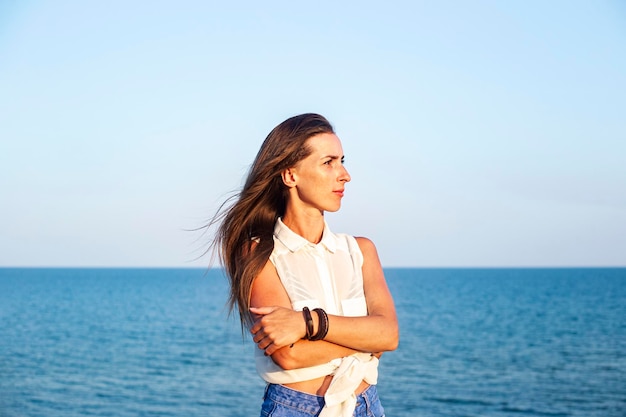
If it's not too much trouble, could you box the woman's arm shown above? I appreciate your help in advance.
[250,237,398,358]
[319,237,398,352]
[249,258,362,369]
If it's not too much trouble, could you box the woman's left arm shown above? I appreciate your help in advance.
[320,236,399,352]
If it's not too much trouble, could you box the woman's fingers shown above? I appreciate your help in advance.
[249,306,277,316]
[252,330,265,343]
[252,331,279,356]
[263,343,276,356]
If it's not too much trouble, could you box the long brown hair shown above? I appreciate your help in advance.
[209,113,334,327]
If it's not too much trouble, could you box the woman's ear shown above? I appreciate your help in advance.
[281,167,297,188]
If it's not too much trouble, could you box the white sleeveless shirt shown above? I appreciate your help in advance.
[255,218,379,417]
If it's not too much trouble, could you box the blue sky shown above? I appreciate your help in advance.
[1,1,624,267]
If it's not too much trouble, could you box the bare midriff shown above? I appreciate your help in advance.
[283,376,370,397]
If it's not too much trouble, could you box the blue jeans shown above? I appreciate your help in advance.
[260,383,386,417]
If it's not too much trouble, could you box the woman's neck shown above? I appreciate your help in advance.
[281,208,325,244]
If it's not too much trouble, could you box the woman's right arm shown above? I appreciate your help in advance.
[249,259,360,370]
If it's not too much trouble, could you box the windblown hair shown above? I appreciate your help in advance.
[210,113,334,327]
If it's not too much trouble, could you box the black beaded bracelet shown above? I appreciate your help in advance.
[311,308,329,341]
[302,307,314,340]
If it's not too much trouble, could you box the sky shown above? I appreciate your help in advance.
[1,0,625,268]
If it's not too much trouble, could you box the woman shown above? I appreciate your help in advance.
[210,113,398,416]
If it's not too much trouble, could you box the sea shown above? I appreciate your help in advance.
[0,267,624,417]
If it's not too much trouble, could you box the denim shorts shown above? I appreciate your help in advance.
[260,383,386,417]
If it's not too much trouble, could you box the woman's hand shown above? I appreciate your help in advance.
[250,306,306,356]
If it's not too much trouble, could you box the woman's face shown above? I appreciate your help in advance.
[287,133,351,213]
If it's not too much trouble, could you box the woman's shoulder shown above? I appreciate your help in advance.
[330,233,378,261]
[353,236,379,258]
[353,236,374,246]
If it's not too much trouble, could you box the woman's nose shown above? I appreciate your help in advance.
[339,165,351,182]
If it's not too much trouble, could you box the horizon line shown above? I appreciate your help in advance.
[1,265,625,270]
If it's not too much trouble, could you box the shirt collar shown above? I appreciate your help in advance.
[274,217,337,253]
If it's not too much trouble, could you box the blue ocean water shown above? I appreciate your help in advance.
[0,268,624,417]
